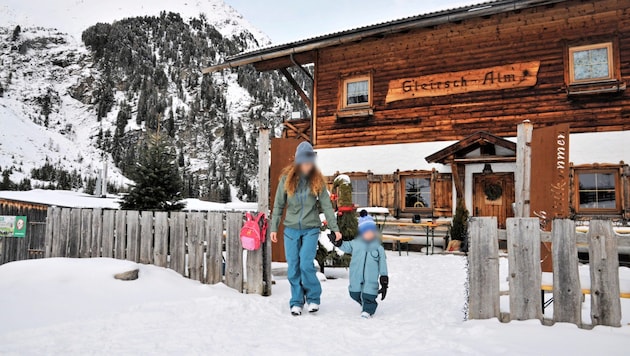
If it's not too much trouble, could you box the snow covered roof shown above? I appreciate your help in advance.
[203,0,568,72]
[0,190,258,211]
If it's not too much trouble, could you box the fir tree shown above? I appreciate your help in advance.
[451,200,469,241]
[121,133,186,211]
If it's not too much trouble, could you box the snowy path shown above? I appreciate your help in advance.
[0,254,628,355]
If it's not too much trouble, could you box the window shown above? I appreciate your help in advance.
[568,42,614,84]
[403,176,432,210]
[577,170,619,212]
[343,76,371,108]
[351,178,368,207]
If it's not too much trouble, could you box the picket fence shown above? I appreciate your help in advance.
[468,217,623,328]
[44,207,271,295]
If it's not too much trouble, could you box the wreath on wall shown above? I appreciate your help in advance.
[484,183,503,201]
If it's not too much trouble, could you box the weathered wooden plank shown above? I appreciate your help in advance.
[53,208,71,257]
[125,210,140,262]
[588,220,621,327]
[101,210,115,258]
[187,212,206,282]
[115,210,126,260]
[205,212,224,284]
[467,217,499,320]
[507,217,541,321]
[225,212,244,292]
[514,122,532,218]
[66,208,82,258]
[90,208,103,258]
[169,212,186,275]
[44,206,55,258]
[551,219,581,325]
[248,128,270,295]
[153,212,168,267]
[139,211,154,264]
[79,209,92,258]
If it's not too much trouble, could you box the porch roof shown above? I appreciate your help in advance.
[425,131,517,164]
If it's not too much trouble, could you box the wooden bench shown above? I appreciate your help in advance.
[382,235,413,256]
[540,284,630,312]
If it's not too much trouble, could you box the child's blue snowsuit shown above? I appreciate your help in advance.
[338,237,388,315]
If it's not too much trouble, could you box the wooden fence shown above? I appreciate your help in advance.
[468,217,623,328]
[44,207,271,295]
[0,201,48,264]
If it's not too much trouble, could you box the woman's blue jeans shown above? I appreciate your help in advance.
[284,227,321,308]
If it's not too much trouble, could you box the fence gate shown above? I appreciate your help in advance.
[0,202,48,264]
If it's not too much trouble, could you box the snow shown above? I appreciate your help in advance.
[0,189,258,211]
[0,255,628,354]
[316,130,630,176]
[0,0,270,45]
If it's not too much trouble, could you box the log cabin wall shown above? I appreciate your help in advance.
[314,0,630,148]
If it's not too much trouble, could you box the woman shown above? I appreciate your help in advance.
[270,142,341,316]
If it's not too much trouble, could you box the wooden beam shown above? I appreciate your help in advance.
[453,156,516,164]
[450,162,465,201]
[279,68,312,109]
[514,121,533,217]
[283,121,310,141]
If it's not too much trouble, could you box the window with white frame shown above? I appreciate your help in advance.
[403,176,432,210]
[343,76,371,108]
[577,170,619,212]
[568,42,614,84]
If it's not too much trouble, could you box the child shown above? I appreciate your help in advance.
[332,214,388,318]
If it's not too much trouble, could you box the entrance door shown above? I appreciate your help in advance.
[473,173,515,229]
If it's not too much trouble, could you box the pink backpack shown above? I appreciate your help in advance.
[240,212,267,251]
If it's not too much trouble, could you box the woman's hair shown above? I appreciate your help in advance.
[281,164,327,197]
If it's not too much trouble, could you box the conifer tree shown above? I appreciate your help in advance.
[121,133,185,211]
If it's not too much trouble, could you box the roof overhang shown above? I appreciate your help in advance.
[202,0,567,73]
[425,131,517,164]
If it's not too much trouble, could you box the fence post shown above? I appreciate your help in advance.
[206,212,224,284]
[139,211,154,264]
[588,220,621,327]
[514,121,533,218]
[507,217,541,321]
[552,219,581,325]
[126,211,140,262]
[67,208,82,258]
[101,210,115,258]
[153,212,169,267]
[115,210,126,260]
[468,217,500,320]
[246,128,270,295]
[187,212,206,282]
[225,212,244,292]
[169,212,186,275]
[90,208,103,258]
[79,209,92,258]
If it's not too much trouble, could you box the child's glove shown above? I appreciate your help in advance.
[379,276,389,300]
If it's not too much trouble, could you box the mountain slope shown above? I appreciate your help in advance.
[0,2,308,200]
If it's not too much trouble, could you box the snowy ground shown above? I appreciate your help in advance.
[0,254,628,355]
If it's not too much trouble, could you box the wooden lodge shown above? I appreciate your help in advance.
[204,0,630,227]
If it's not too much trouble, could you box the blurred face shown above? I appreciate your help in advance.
[299,162,314,175]
[16,219,24,230]
[362,230,377,241]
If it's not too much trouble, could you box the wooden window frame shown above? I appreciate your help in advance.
[340,74,372,110]
[567,42,615,85]
[574,168,621,214]
[399,173,433,214]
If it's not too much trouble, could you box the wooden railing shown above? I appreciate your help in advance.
[468,217,624,328]
[44,207,271,295]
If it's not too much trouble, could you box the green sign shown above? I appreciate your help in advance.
[0,216,27,238]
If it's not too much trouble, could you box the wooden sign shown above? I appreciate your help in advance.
[386,61,540,102]
[530,124,571,230]
[530,124,570,273]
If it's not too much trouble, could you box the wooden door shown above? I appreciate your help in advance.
[270,138,303,262]
[473,173,515,229]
